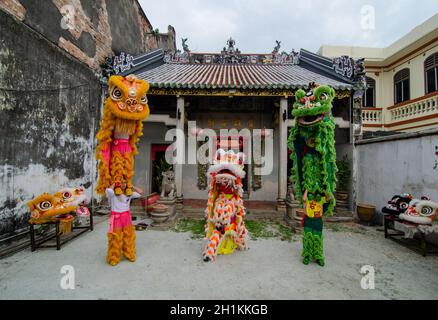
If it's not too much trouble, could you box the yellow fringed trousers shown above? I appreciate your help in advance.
[106,211,136,266]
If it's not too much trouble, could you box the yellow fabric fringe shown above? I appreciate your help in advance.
[95,100,146,195]
[122,226,136,262]
[59,219,73,235]
[107,230,122,266]
[106,226,136,266]
[95,75,150,195]
[115,118,138,136]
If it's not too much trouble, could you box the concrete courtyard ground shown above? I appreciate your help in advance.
[1,218,437,300]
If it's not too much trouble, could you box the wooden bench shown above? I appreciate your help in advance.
[384,214,438,257]
[29,208,93,251]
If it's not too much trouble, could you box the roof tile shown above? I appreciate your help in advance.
[136,63,353,90]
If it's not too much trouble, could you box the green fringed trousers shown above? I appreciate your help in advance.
[302,216,324,263]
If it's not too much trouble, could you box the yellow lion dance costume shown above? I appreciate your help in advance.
[96,74,150,196]
[203,149,248,262]
[95,74,150,266]
[28,187,89,235]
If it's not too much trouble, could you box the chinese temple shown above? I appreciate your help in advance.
[114,38,366,211]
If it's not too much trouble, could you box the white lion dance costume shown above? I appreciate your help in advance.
[203,149,248,262]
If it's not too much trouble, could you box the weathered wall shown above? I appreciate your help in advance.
[0,8,101,238]
[0,0,171,240]
[0,0,173,70]
[356,130,438,223]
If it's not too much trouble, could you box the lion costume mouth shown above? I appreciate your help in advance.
[207,149,246,196]
[215,171,237,188]
[297,114,325,126]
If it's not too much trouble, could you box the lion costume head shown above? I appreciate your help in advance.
[28,187,90,234]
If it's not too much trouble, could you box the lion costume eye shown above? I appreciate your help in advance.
[111,87,123,101]
[63,191,72,200]
[400,202,408,210]
[140,95,148,105]
[37,201,52,211]
[319,93,328,101]
[420,206,434,217]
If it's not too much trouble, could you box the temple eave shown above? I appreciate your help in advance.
[148,87,353,98]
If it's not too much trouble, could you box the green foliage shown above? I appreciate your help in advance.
[245,220,293,241]
[172,218,295,242]
[336,155,351,192]
[153,155,172,193]
[173,218,205,239]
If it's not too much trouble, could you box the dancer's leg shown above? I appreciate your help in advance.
[312,218,324,266]
[122,225,136,262]
[203,230,223,262]
[107,231,122,266]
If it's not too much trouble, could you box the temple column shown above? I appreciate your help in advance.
[351,91,364,218]
[277,97,288,211]
[175,96,185,209]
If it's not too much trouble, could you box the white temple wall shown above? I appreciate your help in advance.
[355,129,438,223]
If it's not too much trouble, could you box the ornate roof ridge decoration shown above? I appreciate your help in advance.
[163,38,300,65]
[113,52,134,74]
[332,55,366,88]
[99,51,134,84]
[100,49,165,85]
[298,49,366,88]
[164,38,191,63]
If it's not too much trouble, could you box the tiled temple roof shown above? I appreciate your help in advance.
[136,63,353,90]
[115,39,363,94]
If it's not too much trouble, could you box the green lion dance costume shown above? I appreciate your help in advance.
[288,84,337,266]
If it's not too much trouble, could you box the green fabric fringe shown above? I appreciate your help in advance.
[288,85,338,216]
[302,231,325,262]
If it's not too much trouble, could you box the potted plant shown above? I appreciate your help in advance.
[152,155,173,195]
[356,203,376,224]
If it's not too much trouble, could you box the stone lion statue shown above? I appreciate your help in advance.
[160,170,176,199]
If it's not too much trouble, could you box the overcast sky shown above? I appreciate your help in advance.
[139,0,438,54]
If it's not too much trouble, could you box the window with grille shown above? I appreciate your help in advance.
[394,68,410,104]
[425,53,438,94]
[363,77,376,107]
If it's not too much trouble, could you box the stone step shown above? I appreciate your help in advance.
[335,212,354,218]
[325,216,355,222]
